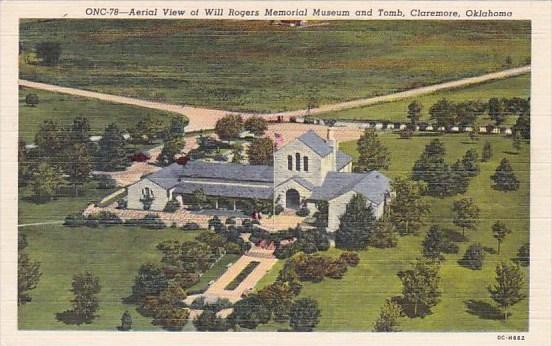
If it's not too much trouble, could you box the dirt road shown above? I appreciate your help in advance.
[19,65,530,131]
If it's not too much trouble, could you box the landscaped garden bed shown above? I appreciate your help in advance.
[224,261,260,291]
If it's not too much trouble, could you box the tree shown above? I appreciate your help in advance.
[119,311,132,331]
[482,141,493,162]
[312,200,329,229]
[356,128,390,172]
[214,114,243,141]
[157,138,185,166]
[18,234,41,305]
[152,283,189,330]
[34,120,68,161]
[368,220,399,248]
[18,140,32,187]
[132,116,164,144]
[461,149,480,176]
[289,298,321,332]
[455,101,485,127]
[25,93,39,107]
[398,258,441,317]
[421,225,458,261]
[412,139,451,196]
[193,309,229,331]
[35,41,62,65]
[492,221,511,255]
[69,272,101,324]
[452,198,480,237]
[246,137,274,166]
[516,243,530,267]
[406,101,422,126]
[488,97,505,126]
[229,294,271,329]
[389,178,430,235]
[192,188,208,209]
[488,262,526,320]
[449,159,470,195]
[64,143,92,196]
[244,116,268,137]
[97,123,130,171]
[130,263,169,302]
[257,282,295,322]
[30,162,63,202]
[231,145,244,163]
[491,158,520,191]
[167,116,187,140]
[513,109,530,139]
[373,299,403,332]
[429,98,456,128]
[70,116,91,144]
[459,243,485,270]
[512,130,522,152]
[335,194,376,250]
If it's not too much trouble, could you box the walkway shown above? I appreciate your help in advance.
[19,65,530,131]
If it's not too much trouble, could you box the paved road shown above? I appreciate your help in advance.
[19,65,530,131]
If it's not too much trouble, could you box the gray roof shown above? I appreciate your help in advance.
[309,171,391,204]
[336,150,353,171]
[173,181,273,200]
[278,176,315,191]
[297,130,332,157]
[147,161,274,189]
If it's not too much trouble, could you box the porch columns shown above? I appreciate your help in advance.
[215,199,219,209]
[233,200,237,211]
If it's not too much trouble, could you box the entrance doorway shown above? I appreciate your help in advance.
[285,189,300,209]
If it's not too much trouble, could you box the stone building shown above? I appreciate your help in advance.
[127,129,391,231]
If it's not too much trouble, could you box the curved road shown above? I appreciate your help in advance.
[19,66,530,131]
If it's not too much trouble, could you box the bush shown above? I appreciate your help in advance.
[96,175,117,189]
[325,258,348,279]
[125,214,166,229]
[64,213,87,227]
[182,222,201,230]
[339,252,360,267]
[224,242,243,255]
[274,205,284,215]
[64,212,123,227]
[163,199,181,213]
[225,217,237,225]
[459,243,485,270]
[516,243,530,267]
[95,211,124,225]
[296,207,310,217]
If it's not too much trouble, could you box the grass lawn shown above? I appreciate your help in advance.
[19,88,181,143]
[186,254,241,294]
[18,225,203,330]
[256,133,529,331]
[20,20,530,113]
[318,74,530,126]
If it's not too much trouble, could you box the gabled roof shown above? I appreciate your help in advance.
[336,150,353,171]
[297,130,333,157]
[310,171,391,205]
[278,176,315,191]
[147,161,274,189]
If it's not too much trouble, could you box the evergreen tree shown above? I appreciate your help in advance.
[18,234,42,305]
[459,243,485,270]
[152,282,189,331]
[406,101,422,126]
[356,128,390,172]
[389,177,430,235]
[18,139,32,187]
[257,282,295,322]
[412,139,451,196]
[70,116,91,144]
[429,98,456,128]
[491,158,520,191]
[214,114,243,141]
[516,243,530,267]
[513,109,530,139]
[97,123,130,171]
[34,120,68,162]
[229,294,271,329]
[193,309,229,331]
[488,97,506,126]
[69,272,101,324]
[167,116,187,140]
[482,141,493,162]
[398,258,441,317]
[30,162,63,202]
[461,149,480,176]
[421,225,458,261]
[368,220,399,248]
[449,160,470,195]
[157,138,185,166]
[64,143,92,196]
[488,262,526,320]
[246,137,274,166]
[289,298,321,332]
[373,299,403,332]
[492,221,511,255]
[335,194,376,250]
[119,311,132,331]
[131,263,169,302]
[244,116,268,137]
[452,198,480,237]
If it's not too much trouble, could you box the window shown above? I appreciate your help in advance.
[303,156,309,172]
[288,155,293,170]
[295,153,301,171]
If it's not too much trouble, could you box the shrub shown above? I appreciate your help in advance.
[296,207,310,217]
[125,214,166,229]
[163,199,181,213]
[95,211,123,225]
[459,243,485,270]
[325,258,348,279]
[182,222,201,230]
[225,217,237,225]
[64,213,87,227]
[274,205,284,215]
[339,252,360,267]
[516,243,529,267]
[293,255,329,283]
[224,242,242,255]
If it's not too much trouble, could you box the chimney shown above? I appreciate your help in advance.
[327,128,337,171]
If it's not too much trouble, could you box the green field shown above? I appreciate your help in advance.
[20,20,530,113]
[19,88,180,143]
[18,225,202,330]
[318,74,530,126]
[256,133,529,332]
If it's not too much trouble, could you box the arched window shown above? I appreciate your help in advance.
[288,155,293,170]
[303,156,309,172]
[295,153,301,171]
